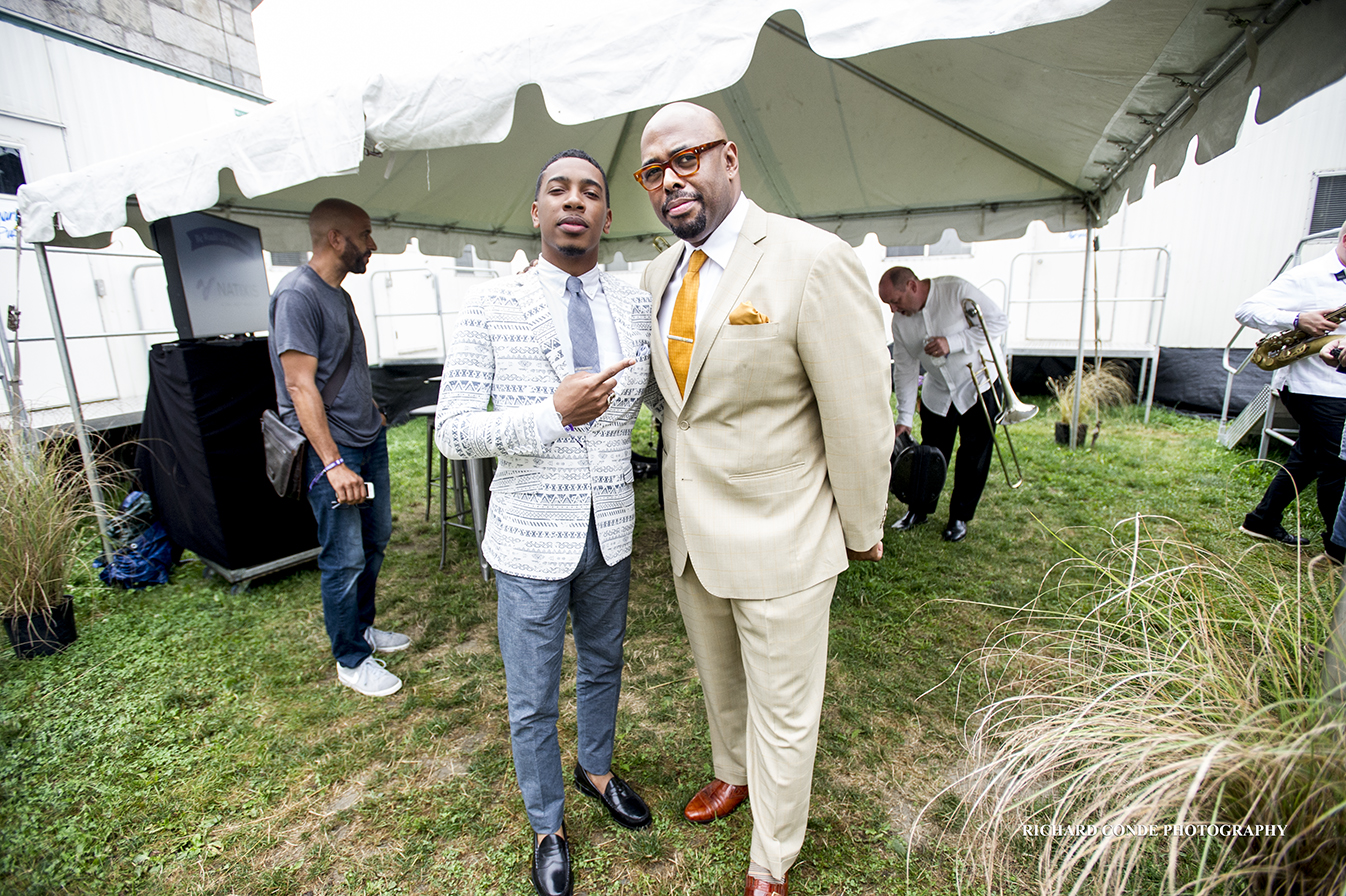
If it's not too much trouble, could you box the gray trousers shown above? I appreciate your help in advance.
[495,513,630,834]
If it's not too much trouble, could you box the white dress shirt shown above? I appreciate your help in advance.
[533,257,623,443]
[656,193,750,356]
[1235,248,1346,397]
[891,276,1007,428]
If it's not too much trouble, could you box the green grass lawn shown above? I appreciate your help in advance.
[0,402,1318,895]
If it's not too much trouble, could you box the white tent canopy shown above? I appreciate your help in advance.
[18,0,1346,262]
[9,0,1346,546]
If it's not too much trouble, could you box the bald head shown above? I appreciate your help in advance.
[639,102,740,246]
[309,198,368,248]
[883,267,918,290]
[643,102,728,145]
[307,198,376,285]
[878,266,927,316]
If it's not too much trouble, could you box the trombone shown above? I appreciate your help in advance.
[962,297,1037,489]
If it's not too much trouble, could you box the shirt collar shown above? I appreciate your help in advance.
[536,256,603,299]
[682,193,748,271]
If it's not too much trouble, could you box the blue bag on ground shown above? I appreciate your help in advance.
[96,521,174,588]
[96,491,176,589]
[96,489,176,586]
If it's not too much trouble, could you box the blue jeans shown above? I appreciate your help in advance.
[495,514,631,834]
[305,429,392,668]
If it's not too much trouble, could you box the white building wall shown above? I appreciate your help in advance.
[857,76,1346,352]
[0,20,267,426]
[1110,78,1346,349]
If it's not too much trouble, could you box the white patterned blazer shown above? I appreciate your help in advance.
[434,268,657,580]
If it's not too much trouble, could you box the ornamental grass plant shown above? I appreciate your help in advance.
[1047,360,1135,425]
[0,428,90,620]
[938,514,1346,895]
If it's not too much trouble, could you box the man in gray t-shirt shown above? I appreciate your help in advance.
[268,198,409,697]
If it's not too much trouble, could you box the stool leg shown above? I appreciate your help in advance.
[424,415,434,521]
[439,453,449,568]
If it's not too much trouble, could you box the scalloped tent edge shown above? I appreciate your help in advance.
[17,0,1344,261]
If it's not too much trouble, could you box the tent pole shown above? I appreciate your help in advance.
[33,242,114,559]
[1071,213,1095,449]
[1,226,36,446]
[0,297,34,442]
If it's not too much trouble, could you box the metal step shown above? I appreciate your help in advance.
[1218,384,1273,449]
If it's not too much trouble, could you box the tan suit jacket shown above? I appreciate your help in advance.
[642,199,892,599]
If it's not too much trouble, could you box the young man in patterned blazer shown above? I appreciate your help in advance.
[434,149,657,896]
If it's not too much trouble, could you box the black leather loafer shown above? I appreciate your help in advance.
[942,519,968,542]
[574,763,652,830]
[891,509,928,531]
[531,830,572,896]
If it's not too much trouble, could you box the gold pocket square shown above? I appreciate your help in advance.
[729,302,770,325]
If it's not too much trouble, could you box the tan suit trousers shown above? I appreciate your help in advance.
[675,560,836,879]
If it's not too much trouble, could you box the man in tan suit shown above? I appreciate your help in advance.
[635,102,892,895]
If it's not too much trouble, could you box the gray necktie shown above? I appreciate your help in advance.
[566,275,599,372]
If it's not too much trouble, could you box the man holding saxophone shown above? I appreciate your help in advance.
[1236,220,1346,557]
[880,266,1009,543]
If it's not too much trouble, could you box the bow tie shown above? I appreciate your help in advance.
[1335,269,1345,282]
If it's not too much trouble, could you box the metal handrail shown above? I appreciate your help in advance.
[1005,246,1171,345]
[1005,245,1170,424]
[364,264,499,364]
[1002,295,1166,305]
[1216,228,1340,442]
[16,329,175,342]
[0,245,160,259]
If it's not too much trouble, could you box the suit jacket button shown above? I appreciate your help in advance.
[678,420,690,430]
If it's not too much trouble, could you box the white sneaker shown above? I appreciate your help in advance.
[337,656,403,697]
[365,626,411,653]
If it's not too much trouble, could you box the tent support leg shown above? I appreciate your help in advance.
[33,242,114,560]
[1,233,36,446]
[1071,214,1095,448]
[0,302,33,441]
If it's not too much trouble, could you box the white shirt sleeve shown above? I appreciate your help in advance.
[892,317,920,428]
[533,398,566,445]
[1236,278,1304,334]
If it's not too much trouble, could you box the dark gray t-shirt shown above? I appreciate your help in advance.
[268,265,382,448]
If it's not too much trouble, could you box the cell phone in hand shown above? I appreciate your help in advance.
[332,481,375,509]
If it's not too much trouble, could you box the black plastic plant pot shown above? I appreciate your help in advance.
[1055,422,1089,446]
[4,596,77,658]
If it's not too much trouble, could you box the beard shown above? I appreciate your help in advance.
[669,210,708,241]
[663,190,708,241]
[556,243,586,257]
[341,241,369,274]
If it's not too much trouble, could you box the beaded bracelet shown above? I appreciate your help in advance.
[310,457,345,492]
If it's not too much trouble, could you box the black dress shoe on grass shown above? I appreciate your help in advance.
[891,509,928,531]
[1238,521,1310,547]
[531,830,572,896]
[574,763,652,829]
[942,519,968,542]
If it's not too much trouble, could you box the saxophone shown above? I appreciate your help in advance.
[1250,304,1346,370]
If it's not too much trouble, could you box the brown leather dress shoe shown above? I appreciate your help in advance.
[745,871,787,895]
[683,779,749,823]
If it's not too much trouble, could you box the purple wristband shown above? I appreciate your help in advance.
[310,457,344,492]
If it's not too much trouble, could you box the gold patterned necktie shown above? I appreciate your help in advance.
[668,249,707,395]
